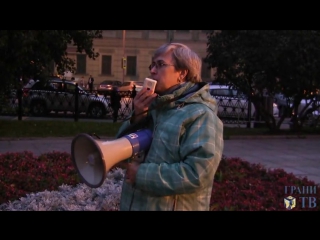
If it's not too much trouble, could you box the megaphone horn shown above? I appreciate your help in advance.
[71,129,152,188]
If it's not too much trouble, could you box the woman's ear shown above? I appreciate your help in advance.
[179,69,188,81]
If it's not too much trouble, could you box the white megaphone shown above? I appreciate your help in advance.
[71,129,152,188]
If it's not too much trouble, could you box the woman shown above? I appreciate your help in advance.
[116,43,224,211]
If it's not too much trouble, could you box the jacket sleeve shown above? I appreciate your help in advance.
[115,112,134,138]
[134,108,223,196]
[115,111,151,138]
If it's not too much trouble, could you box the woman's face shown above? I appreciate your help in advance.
[149,51,182,95]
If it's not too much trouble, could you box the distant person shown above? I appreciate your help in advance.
[131,85,137,110]
[88,75,94,92]
[110,87,121,123]
[131,85,137,98]
[81,76,85,88]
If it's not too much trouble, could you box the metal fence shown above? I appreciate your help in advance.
[0,88,254,124]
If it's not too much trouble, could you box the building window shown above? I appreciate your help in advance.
[127,56,137,76]
[76,54,86,74]
[101,55,112,75]
[201,59,211,80]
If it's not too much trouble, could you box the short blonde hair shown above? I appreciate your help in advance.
[152,43,202,83]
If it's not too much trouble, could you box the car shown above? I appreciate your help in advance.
[97,80,122,94]
[22,80,39,97]
[22,76,61,97]
[274,93,320,118]
[209,85,279,119]
[291,95,320,127]
[292,97,319,116]
[23,79,110,118]
[274,93,293,117]
[118,81,143,92]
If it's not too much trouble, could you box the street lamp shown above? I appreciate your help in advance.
[168,30,173,42]
[122,30,126,84]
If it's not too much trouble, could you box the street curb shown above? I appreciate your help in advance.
[227,135,320,140]
[1,135,320,141]
[0,136,115,141]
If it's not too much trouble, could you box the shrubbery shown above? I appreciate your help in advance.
[0,151,319,211]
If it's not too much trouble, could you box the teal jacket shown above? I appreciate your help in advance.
[116,81,224,211]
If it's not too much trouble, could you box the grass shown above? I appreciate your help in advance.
[1,119,319,139]
[0,120,121,138]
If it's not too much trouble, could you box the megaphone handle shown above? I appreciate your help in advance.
[89,133,101,139]
[130,150,148,164]
[120,154,141,164]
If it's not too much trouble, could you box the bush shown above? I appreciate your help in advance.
[0,152,319,211]
[211,156,319,211]
[0,151,80,204]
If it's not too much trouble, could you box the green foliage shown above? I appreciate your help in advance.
[0,30,103,91]
[205,30,320,94]
[205,30,320,130]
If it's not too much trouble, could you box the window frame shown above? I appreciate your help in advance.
[76,54,87,74]
[101,55,112,75]
[126,56,137,76]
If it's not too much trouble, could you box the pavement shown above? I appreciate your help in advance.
[1,116,320,184]
[0,135,319,185]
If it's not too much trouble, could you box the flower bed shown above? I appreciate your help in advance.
[210,157,319,211]
[0,151,319,211]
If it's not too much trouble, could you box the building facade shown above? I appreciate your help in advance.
[66,30,213,85]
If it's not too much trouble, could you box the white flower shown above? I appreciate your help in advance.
[0,168,125,211]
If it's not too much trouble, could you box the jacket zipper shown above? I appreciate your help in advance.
[176,102,185,109]
[172,196,177,211]
[153,123,158,136]
[129,187,135,211]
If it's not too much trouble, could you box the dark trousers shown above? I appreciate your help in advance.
[89,83,93,92]
[112,107,119,122]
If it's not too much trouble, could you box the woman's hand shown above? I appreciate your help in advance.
[132,88,157,123]
[125,161,140,186]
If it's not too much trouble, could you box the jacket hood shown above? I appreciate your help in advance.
[152,81,218,114]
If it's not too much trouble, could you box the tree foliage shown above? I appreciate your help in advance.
[204,30,320,130]
[0,30,102,91]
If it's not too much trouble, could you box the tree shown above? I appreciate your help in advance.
[204,30,320,131]
[0,30,102,92]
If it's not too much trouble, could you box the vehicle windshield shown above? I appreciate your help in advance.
[101,81,113,85]
[210,87,247,99]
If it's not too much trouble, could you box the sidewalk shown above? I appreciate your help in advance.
[1,136,319,184]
